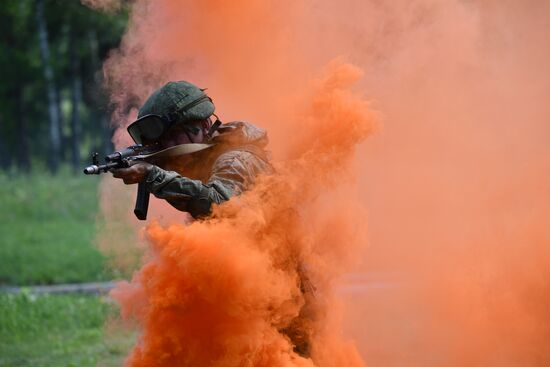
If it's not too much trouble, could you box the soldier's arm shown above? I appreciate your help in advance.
[144,151,271,218]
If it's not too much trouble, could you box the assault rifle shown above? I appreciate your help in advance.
[83,143,214,220]
[83,145,160,220]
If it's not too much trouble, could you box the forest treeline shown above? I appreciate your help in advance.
[0,0,128,174]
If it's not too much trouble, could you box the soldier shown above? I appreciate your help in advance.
[111,81,272,218]
[111,80,313,357]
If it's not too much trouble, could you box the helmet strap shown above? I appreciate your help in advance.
[207,114,222,138]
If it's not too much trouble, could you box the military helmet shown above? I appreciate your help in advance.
[127,81,215,144]
[138,81,214,121]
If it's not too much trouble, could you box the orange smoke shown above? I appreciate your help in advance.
[111,61,374,366]
[343,1,550,366]
[90,0,550,366]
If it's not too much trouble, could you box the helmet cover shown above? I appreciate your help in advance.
[138,81,215,123]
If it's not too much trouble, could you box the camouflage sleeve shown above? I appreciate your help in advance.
[144,150,271,218]
[208,150,272,197]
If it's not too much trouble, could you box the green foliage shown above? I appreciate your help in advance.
[0,0,128,170]
[0,170,111,285]
[0,293,135,367]
[0,5,135,365]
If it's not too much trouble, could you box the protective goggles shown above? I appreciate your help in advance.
[127,114,221,145]
[127,114,176,144]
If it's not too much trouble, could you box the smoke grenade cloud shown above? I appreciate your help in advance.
[98,0,374,365]
[112,61,373,366]
[92,0,550,366]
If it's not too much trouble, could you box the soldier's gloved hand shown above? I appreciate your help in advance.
[111,162,154,185]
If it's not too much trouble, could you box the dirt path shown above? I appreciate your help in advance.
[0,273,400,296]
[0,281,117,295]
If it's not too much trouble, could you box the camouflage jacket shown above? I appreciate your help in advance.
[143,121,273,218]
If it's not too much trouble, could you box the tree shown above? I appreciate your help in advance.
[0,1,42,172]
[35,0,61,173]
[64,24,82,173]
[0,0,128,174]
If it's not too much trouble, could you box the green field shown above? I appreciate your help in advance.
[0,171,110,285]
[0,292,134,367]
[0,172,136,366]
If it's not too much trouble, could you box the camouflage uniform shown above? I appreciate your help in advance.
[145,122,314,357]
[130,81,312,357]
[144,121,273,218]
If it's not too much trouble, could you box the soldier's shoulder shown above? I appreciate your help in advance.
[213,121,269,148]
[210,147,273,178]
[213,148,265,168]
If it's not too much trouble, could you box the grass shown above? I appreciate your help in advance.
[0,170,141,366]
[0,170,110,285]
[0,292,135,367]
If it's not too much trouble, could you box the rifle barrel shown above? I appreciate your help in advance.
[83,161,121,174]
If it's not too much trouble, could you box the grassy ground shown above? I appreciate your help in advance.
[0,171,110,285]
[0,171,137,366]
[0,292,134,367]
